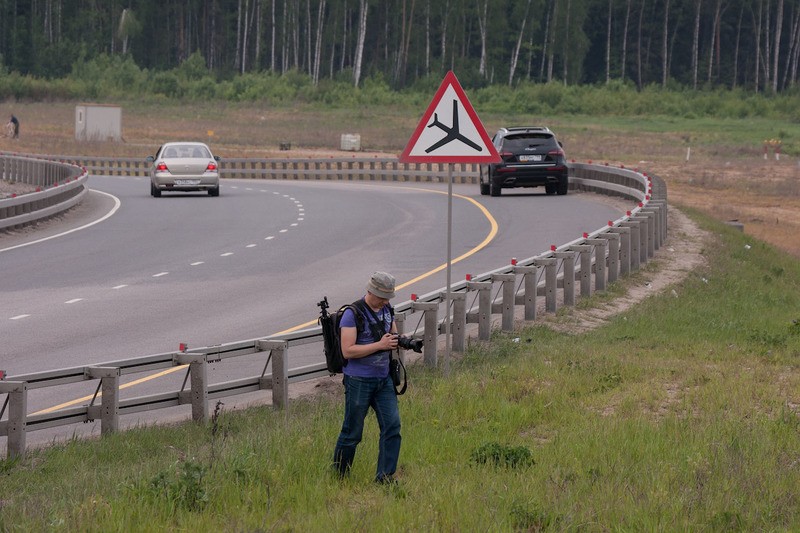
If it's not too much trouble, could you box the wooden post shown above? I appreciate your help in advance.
[466,281,492,340]
[554,252,577,306]
[586,239,608,292]
[451,292,467,353]
[513,265,539,321]
[175,353,208,422]
[86,367,120,435]
[257,340,289,410]
[0,381,27,460]
[412,301,439,367]
[533,258,558,313]
[491,273,516,332]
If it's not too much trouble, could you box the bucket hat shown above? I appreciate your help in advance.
[366,271,396,299]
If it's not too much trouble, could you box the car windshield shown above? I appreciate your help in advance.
[162,145,211,159]
[502,134,554,151]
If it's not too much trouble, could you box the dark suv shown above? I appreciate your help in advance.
[479,127,569,196]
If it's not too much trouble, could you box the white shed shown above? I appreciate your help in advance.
[75,104,122,142]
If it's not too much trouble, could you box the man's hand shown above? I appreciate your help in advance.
[378,333,399,351]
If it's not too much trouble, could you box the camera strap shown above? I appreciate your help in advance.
[354,299,392,342]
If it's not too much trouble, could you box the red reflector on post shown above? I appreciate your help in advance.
[179,343,188,352]
[608,220,613,226]
[465,274,472,281]
[626,210,632,216]
[582,232,588,238]
[0,370,5,380]
[511,258,517,266]
[550,244,556,251]
[411,294,418,301]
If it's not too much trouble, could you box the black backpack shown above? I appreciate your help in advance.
[318,297,366,375]
[317,297,395,373]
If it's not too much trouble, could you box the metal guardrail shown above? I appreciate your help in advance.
[0,157,667,459]
[0,154,89,230]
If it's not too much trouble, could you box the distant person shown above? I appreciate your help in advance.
[8,115,19,139]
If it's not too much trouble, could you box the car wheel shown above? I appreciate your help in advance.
[489,179,501,197]
[151,182,161,197]
[209,186,220,197]
[557,175,569,195]
[479,167,489,195]
[545,183,557,195]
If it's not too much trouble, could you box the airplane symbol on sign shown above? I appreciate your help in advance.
[425,100,483,154]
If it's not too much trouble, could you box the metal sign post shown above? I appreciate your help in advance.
[399,71,500,374]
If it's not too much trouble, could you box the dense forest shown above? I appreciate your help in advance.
[1,0,800,93]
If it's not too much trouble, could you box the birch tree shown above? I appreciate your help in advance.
[509,0,532,85]
[353,0,368,87]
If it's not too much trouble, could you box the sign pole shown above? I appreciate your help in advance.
[444,163,453,376]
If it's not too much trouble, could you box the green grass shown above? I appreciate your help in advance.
[2,209,800,531]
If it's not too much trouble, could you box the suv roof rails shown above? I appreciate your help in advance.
[498,126,553,134]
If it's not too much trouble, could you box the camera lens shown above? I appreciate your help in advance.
[397,335,424,353]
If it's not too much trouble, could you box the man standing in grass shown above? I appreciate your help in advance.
[7,115,19,138]
[332,271,402,484]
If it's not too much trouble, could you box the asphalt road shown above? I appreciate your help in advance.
[1,175,625,447]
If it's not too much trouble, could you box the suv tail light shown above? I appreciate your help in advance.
[156,162,168,172]
[499,151,515,161]
[548,149,565,157]
[206,162,217,171]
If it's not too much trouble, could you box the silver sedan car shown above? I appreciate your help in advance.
[147,142,221,197]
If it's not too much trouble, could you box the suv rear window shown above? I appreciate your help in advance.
[501,134,555,151]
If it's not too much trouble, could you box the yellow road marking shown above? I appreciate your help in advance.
[32,187,496,416]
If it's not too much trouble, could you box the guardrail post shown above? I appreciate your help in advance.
[451,292,467,353]
[411,301,439,367]
[599,232,620,283]
[491,273,516,332]
[533,258,558,313]
[86,367,120,435]
[553,252,576,306]
[640,207,659,250]
[586,239,608,291]
[257,340,289,409]
[619,221,641,272]
[466,281,492,340]
[649,200,668,242]
[0,381,27,459]
[175,353,208,422]
[513,265,539,321]
[634,212,655,259]
[608,227,631,276]
[570,245,593,298]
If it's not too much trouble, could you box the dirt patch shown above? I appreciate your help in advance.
[540,205,708,335]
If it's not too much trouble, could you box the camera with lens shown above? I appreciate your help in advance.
[395,334,423,353]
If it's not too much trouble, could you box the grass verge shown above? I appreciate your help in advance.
[1,209,799,531]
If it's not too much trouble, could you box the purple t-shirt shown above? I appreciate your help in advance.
[340,299,393,378]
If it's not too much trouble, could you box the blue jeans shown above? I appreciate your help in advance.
[333,374,401,481]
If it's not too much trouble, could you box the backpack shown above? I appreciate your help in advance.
[317,297,395,376]
[318,297,366,375]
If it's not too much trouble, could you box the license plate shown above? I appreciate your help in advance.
[175,179,200,185]
[519,154,543,162]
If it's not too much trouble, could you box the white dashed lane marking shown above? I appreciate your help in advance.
[10,185,307,323]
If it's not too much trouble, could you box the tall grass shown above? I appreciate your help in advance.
[1,210,799,531]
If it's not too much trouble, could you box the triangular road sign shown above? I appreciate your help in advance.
[399,71,501,164]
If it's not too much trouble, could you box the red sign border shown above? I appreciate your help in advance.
[399,71,501,164]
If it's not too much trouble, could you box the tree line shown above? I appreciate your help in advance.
[1,0,799,93]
